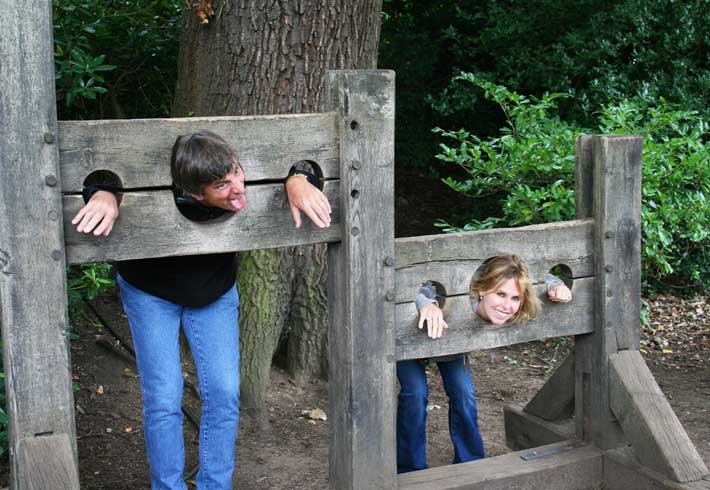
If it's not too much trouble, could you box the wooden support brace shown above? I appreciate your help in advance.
[609,350,709,483]
[504,402,574,451]
[398,441,603,490]
[17,435,80,490]
[524,352,575,421]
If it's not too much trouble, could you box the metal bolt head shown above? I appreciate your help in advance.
[605,265,614,273]
[351,160,361,170]
[43,132,54,144]
[351,226,360,236]
[51,250,62,261]
[385,291,395,302]
[45,175,58,187]
[383,256,394,267]
[386,354,395,363]
[605,231,613,239]
[48,210,59,221]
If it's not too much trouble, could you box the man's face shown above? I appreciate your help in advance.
[193,165,246,212]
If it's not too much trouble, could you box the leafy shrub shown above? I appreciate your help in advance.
[435,75,710,292]
[67,263,115,324]
[434,74,580,230]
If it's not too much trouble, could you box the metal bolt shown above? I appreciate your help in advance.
[51,250,62,261]
[386,354,395,363]
[48,210,59,221]
[45,175,58,187]
[383,256,394,267]
[605,231,613,239]
[351,160,361,170]
[605,265,613,273]
[351,189,360,199]
[43,132,54,144]
[607,289,613,297]
[351,226,360,236]
[385,290,395,302]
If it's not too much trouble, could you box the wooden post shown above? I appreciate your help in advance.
[326,70,396,489]
[574,134,642,449]
[0,1,80,489]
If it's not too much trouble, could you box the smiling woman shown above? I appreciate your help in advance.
[397,254,572,474]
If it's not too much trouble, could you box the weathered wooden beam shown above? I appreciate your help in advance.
[0,2,79,489]
[395,278,594,361]
[17,435,80,490]
[62,181,341,264]
[326,70,396,490]
[609,351,708,483]
[397,441,603,490]
[58,113,339,191]
[524,352,575,421]
[504,402,574,451]
[575,134,642,449]
[604,447,710,490]
[395,219,593,302]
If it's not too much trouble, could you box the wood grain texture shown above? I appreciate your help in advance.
[395,219,593,300]
[524,352,575,421]
[398,441,603,490]
[396,278,594,361]
[17,435,80,490]
[58,113,339,191]
[604,447,710,490]
[0,2,79,488]
[63,181,341,264]
[575,134,595,219]
[575,135,642,449]
[326,70,396,490]
[609,351,708,482]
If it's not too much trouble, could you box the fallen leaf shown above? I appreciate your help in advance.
[301,408,327,421]
[124,426,133,433]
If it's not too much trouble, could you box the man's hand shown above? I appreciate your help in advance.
[418,303,448,339]
[548,283,572,303]
[71,190,119,236]
[285,175,331,228]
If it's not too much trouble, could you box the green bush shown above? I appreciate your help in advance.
[435,75,710,291]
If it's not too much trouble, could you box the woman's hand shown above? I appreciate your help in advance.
[418,303,448,339]
[71,190,120,236]
[547,283,572,303]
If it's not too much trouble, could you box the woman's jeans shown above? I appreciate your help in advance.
[396,356,485,474]
[118,275,240,490]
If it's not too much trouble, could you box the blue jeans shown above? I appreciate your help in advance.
[118,275,240,490]
[396,356,485,473]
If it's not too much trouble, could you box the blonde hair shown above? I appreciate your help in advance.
[470,254,541,324]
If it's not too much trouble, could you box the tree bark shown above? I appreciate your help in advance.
[174,0,382,420]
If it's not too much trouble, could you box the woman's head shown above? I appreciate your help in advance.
[470,255,541,325]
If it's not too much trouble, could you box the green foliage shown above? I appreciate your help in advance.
[434,74,579,228]
[598,99,710,289]
[67,263,115,323]
[435,77,710,292]
[53,0,182,119]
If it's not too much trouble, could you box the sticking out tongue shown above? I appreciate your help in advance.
[230,195,246,211]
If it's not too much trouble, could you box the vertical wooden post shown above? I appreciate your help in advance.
[0,2,80,489]
[326,70,397,490]
[574,135,642,449]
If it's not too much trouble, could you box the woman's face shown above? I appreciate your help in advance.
[476,278,522,325]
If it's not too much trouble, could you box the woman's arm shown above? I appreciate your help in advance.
[416,281,448,339]
[72,188,120,236]
[546,274,572,303]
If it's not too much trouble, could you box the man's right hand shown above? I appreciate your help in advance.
[71,190,119,236]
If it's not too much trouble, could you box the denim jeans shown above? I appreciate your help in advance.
[118,275,240,490]
[396,356,485,473]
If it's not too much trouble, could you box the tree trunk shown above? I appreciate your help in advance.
[174,0,382,420]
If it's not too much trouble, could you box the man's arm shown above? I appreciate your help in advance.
[71,190,120,236]
[546,273,572,303]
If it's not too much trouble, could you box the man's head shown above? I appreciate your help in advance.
[171,130,246,211]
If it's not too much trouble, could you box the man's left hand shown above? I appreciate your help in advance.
[285,176,332,228]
